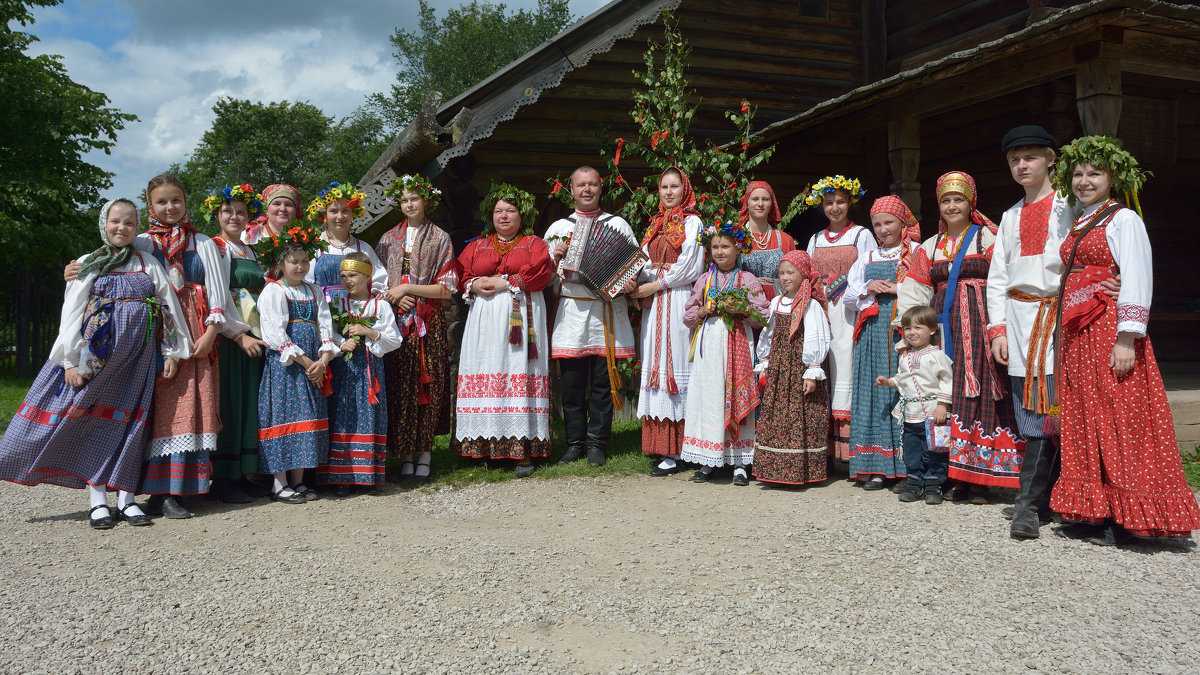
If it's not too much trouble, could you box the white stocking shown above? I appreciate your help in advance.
[88,485,108,514]
[117,490,144,518]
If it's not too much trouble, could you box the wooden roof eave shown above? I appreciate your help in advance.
[431,0,682,169]
[748,0,1200,149]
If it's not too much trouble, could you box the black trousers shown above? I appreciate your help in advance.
[558,355,614,451]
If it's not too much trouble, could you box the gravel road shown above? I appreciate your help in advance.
[2,471,1197,674]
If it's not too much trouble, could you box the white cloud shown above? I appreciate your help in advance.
[25,0,614,202]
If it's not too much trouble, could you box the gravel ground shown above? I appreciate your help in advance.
[2,470,1198,674]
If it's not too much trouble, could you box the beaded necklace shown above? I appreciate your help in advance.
[749,226,773,250]
[283,281,313,321]
[490,233,524,257]
[937,229,967,259]
[823,223,853,244]
[705,264,739,301]
[1071,198,1119,233]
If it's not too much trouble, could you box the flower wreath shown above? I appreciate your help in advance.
[697,221,751,254]
[305,181,366,222]
[1052,135,1151,207]
[480,182,538,234]
[383,173,442,211]
[255,218,329,272]
[202,184,264,225]
[790,174,867,215]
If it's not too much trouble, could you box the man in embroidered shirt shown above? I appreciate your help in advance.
[545,167,640,467]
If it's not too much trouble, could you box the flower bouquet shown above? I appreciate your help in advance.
[329,300,374,361]
[709,287,769,331]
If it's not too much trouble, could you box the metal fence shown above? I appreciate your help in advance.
[1,268,66,378]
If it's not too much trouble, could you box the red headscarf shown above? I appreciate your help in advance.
[869,195,921,281]
[738,180,781,228]
[935,171,997,235]
[779,250,825,340]
[146,188,197,292]
[642,166,700,249]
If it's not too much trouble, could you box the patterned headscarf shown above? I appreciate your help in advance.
[262,184,300,209]
[78,199,139,280]
[642,166,700,248]
[779,249,825,340]
[935,171,997,235]
[146,187,196,292]
[738,180,782,228]
[869,195,921,281]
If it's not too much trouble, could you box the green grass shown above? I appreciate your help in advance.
[389,417,648,487]
[1182,446,1200,491]
[0,377,33,434]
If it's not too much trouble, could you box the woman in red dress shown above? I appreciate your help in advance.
[1049,136,1200,545]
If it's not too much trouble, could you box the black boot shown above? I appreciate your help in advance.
[559,445,586,464]
[897,477,924,503]
[585,355,613,468]
[1011,438,1053,539]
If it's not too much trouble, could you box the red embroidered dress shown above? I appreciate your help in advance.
[452,234,554,460]
[1050,205,1200,537]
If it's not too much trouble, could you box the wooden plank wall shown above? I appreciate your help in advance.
[884,0,1031,73]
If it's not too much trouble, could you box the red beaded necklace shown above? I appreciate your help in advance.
[823,222,853,244]
[490,233,524,257]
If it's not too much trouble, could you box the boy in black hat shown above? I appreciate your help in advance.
[985,125,1077,539]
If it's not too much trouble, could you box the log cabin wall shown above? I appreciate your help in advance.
[884,0,1033,73]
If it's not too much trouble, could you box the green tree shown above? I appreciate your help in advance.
[0,0,136,265]
[368,0,574,131]
[176,98,390,231]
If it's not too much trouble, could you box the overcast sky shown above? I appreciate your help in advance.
[25,0,612,201]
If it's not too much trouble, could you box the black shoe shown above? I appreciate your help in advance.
[88,505,115,530]
[924,482,944,505]
[897,478,924,503]
[210,479,253,505]
[160,496,193,519]
[1085,525,1122,547]
[888,481,906,494]
[291,484,320,501]
[270,487,306,504]
[398,461,416,483]
[514,464,535,478]
[732,469,749,487]
[586,446,606,468]
[558,446,586,464]
[330,485,351,497]
[414,462,432,485]
[862,479,886,491]
[943,484,968,502]
[1054,522,1105,540]
[118,503,152,527]
[691,469,712,483]
[360,485,379,496]
[650,464,679,477]
[239,478,272,499]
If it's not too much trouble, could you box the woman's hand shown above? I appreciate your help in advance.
[933,402,948,424]
[802,378,817,395]
[64,261,81,282]
[397,295,417,312]
[633,281,661,299]
[990,335,1009,366]
[193,328,218,360]
[1111,332,1136,378]
[340,339,357,353]
[472,278,497,297]
[64,366,87,388]
[865,280,895,295]
[237,334,266,358]
[1100,273,1122,299]
[162,358,178,379]
[384,283,409,305]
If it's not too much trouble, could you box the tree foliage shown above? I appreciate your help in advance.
[175,98,390,232]
[0,0,136,266]
[368,0,574,131]
[553,13,774,237]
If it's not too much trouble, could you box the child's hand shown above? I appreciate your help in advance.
[193,329,217,360]
[64,261,81,282]
[64,366,87,388]
[697,303,710,318]
[162,357,178,379]
[346,324,373,338]
[237,334,266,358]
[875,375,892,387]
[397,295,417,312]
[802,378,817,395]
[340,339,357,353]
[305,360,327,385]
[933,402,948,424]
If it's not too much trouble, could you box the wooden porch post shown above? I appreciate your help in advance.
[887,118,921,222]
[1075,29,1124,136]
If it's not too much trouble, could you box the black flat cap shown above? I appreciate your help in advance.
[1001,125,1058,152]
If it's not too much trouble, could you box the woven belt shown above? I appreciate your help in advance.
[1006,289,1057,414]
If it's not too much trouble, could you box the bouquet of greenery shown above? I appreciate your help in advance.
[329,301,374,361]
[709,287,769,331]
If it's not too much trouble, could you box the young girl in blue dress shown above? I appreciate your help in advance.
[0,200,192,528]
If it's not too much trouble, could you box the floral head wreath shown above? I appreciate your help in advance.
[255,218,329,273]
[384,173,442,211]
[202,184,264,225]
[697,220,751,255]
[306,181,366,222]
[1052,135,1151,209]
[793,175,867,214]
[481,182,538,234]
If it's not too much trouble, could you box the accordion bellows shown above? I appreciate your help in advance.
[558,216,647,299]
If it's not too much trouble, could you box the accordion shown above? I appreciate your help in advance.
[558,216,648,300]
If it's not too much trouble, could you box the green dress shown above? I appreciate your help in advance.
[213,246,266,480]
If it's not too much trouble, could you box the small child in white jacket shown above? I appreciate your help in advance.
[876,305,952,504]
